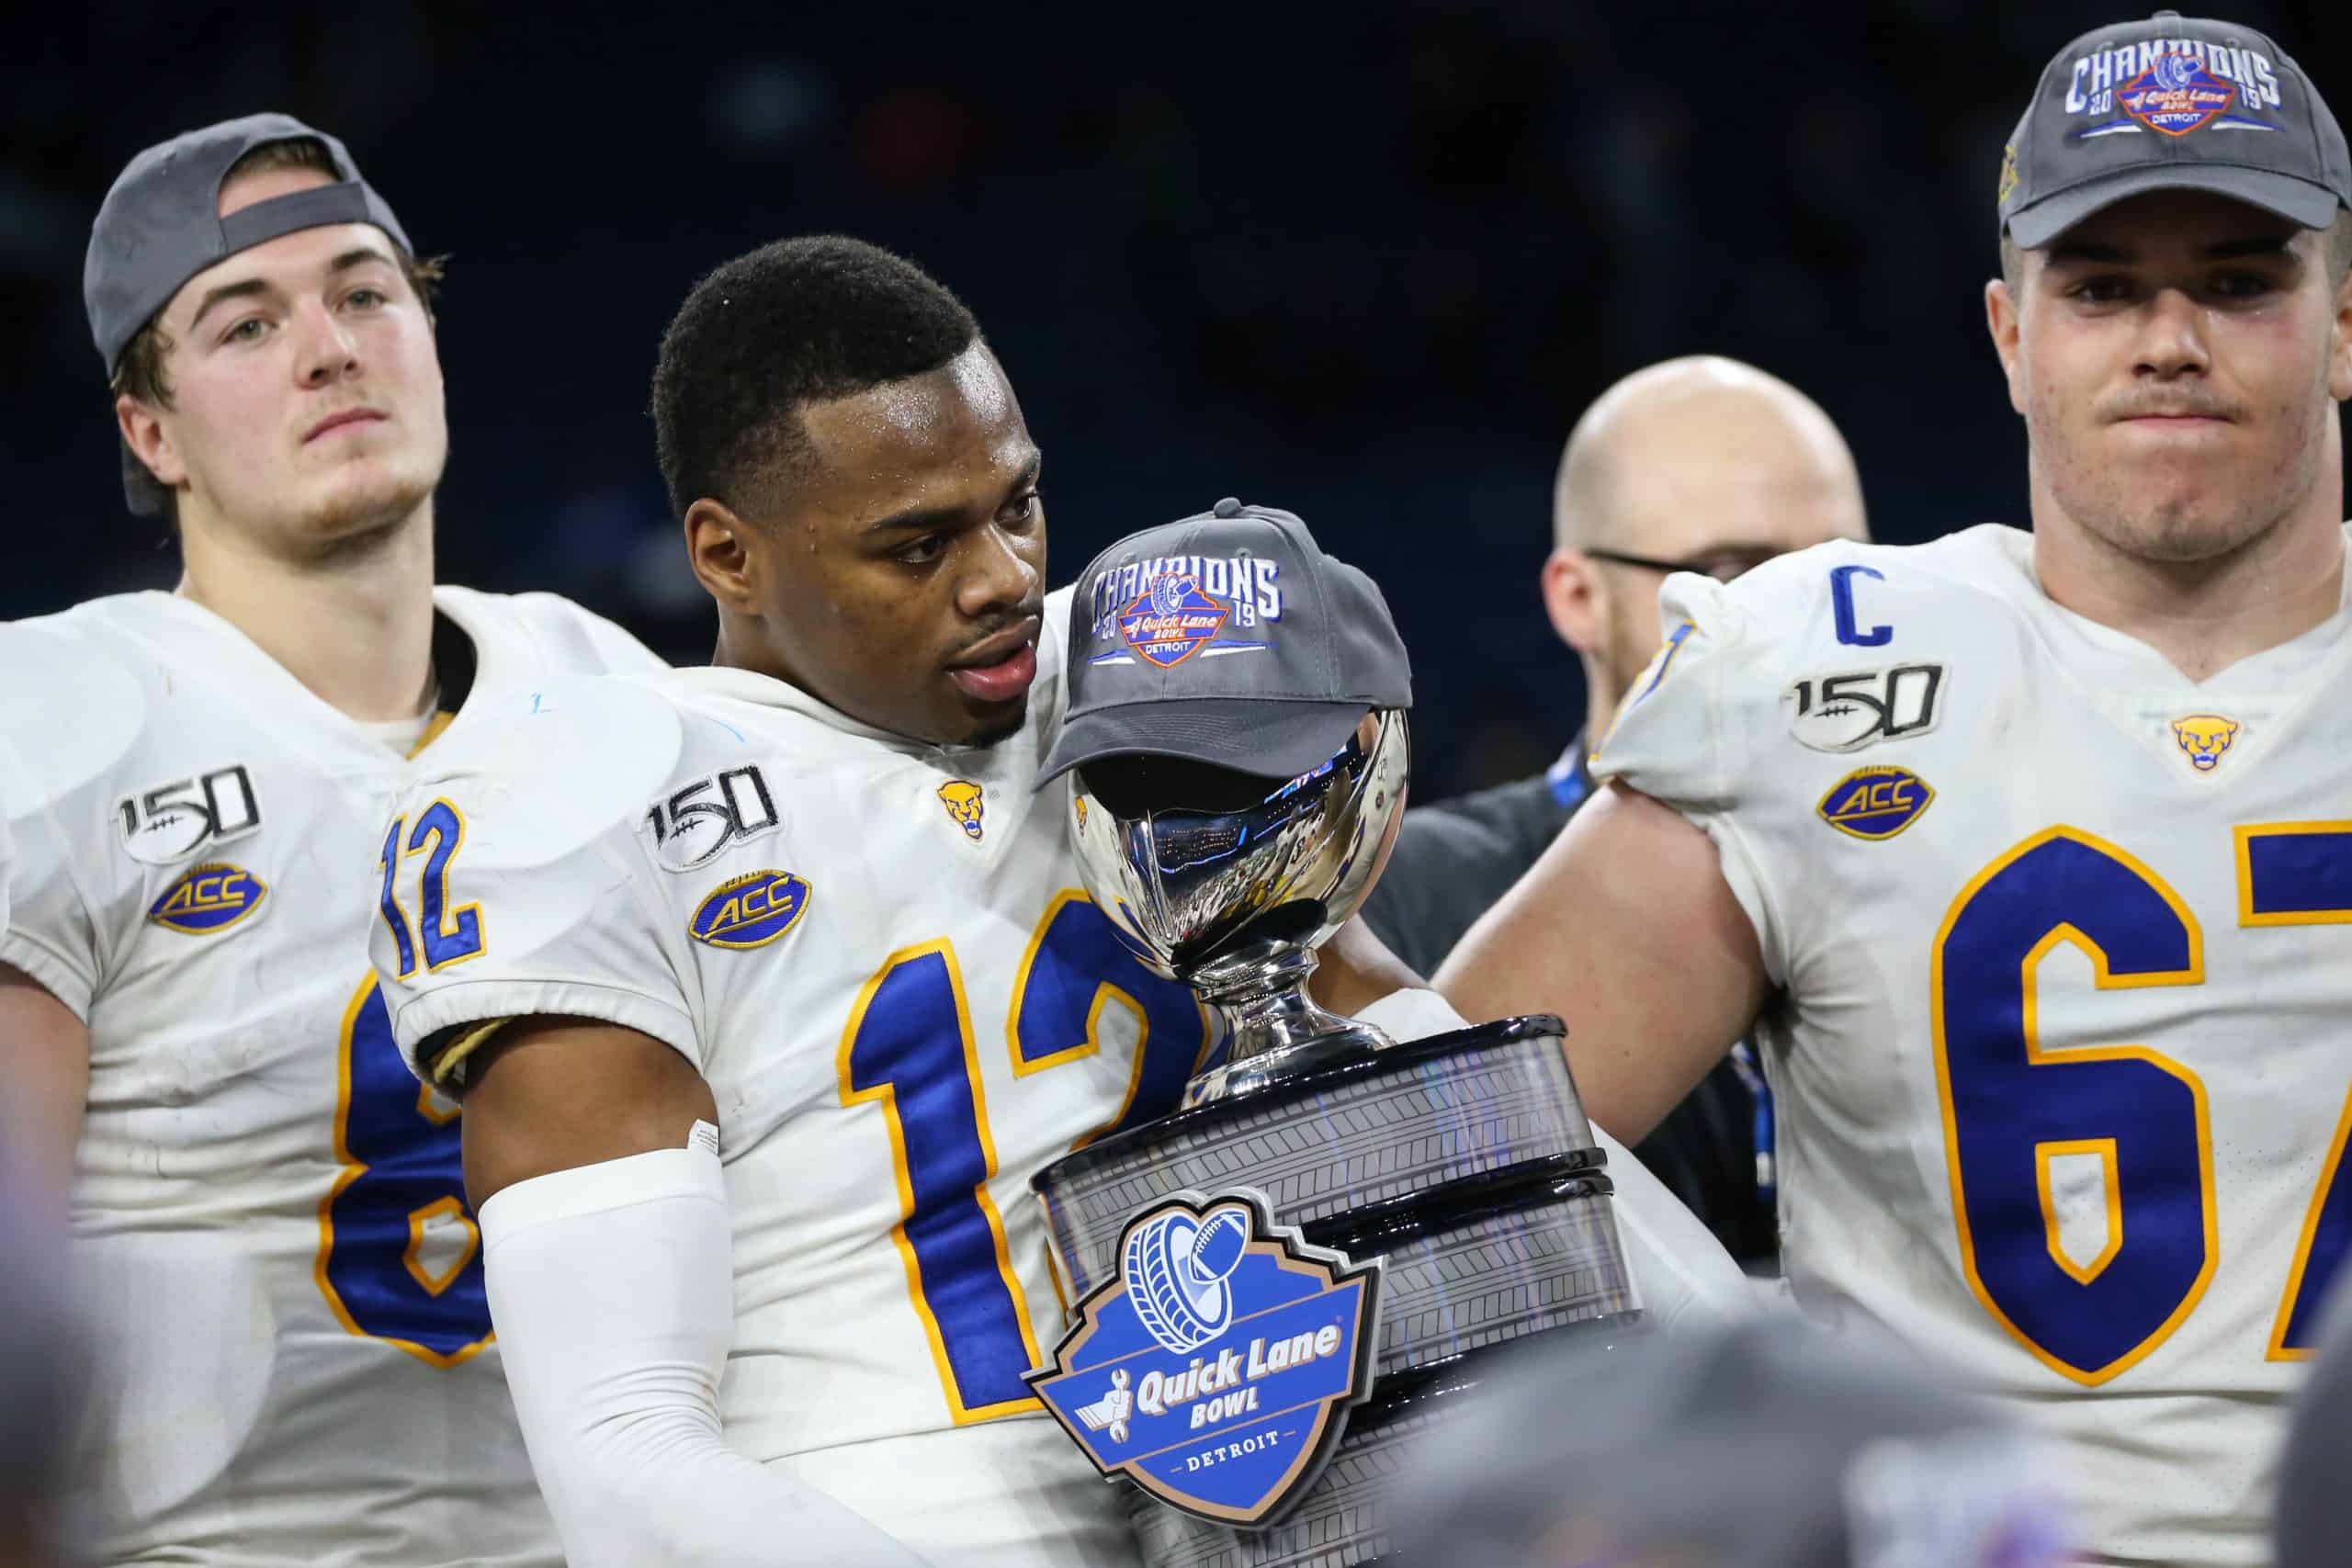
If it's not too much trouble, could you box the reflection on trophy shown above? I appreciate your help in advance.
[1025,501,1641,1568]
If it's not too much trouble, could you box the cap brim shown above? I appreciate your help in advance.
[1034,698,1372,793]
[2007,164,2342,248]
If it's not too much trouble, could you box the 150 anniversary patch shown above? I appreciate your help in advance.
[1025,1190,1381,1527]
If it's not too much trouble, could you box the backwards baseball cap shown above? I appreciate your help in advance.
[88,113,413,513]
[1389,1319,2076,1568]
[1998,11,2350,248]
[1034,498,1410,789]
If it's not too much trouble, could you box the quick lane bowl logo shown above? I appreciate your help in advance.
[1025,1189,1382,1527]
[148,862,268,934]
[937,780,986,841]
[1816,766,1935,841]
[688,870,813,948]
[2117,52,2237,136]
[1117,573,1230,669]
[2171,714,2242,773]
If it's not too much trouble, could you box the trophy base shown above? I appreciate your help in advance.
[1031,1015,1641,1568]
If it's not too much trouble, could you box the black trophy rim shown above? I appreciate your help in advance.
[1297,1150,1612,1259]
[1035,1011,1571,1191]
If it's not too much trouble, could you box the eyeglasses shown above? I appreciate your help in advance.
[1582,547,1787,584]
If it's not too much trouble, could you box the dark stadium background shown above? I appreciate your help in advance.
[6,0,2346,799]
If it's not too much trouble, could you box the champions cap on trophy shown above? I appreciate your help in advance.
[1025,500,1644,1567]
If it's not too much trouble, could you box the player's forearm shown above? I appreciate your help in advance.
[481,1144,929,1568]
[1437,784,1764,1142]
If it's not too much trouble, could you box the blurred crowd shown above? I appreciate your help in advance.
[6,0,2342,798]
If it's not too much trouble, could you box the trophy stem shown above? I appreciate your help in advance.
[1181,937,1395,1107]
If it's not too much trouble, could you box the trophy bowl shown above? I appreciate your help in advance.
[1028,709,1645,1568]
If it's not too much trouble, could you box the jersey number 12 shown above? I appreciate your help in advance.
[840,891,1209,1422]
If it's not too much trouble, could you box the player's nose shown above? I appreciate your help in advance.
[2132,288,2211,380]
[956,521,1042,618]
[291,298,362,388]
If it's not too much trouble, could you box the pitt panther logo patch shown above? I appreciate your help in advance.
[938,780,986,842]
[2170,715,2240,773]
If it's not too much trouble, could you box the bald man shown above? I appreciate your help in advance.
[1360,356,1867,1261]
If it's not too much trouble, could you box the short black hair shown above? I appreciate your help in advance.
[651,235,980,522]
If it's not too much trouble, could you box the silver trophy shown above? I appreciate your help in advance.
[1030,707,1643,1568]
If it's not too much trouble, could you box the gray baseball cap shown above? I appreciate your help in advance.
[88,113,413,513]
[1389,1319,2076,1568]
[1998,12,2350,249]
[1035,498,1411,788]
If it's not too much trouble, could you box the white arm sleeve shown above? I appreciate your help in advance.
[1353,987,1754,1332]
[479,1137,931,1568]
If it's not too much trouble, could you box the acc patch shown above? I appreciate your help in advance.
[1026,1189,1380,1527]
[147,862,268,934]
[1117,573,1230,668]
[2170,714,2241,773]
[1816,766,1935,840]
[1785,664,1944,753]
[688,870,812,948]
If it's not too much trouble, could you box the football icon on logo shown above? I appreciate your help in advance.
[122,802,213,866]
[1123,1202,1250,1355]
[1789,692,1886,753]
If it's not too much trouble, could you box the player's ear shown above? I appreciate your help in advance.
[1985,277,2026,417]
[1541,547,1604,656]
[117,394,186,488]
[684,497,762,614]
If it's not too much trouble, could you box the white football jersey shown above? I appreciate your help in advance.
[0,587,663,1566]
[1595,523,2352,1566]
[376,585,1218,1568]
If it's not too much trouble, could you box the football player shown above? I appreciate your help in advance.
[0,116,665,1564]
[1439,13,2352,1564]
[368,236,1750,1567]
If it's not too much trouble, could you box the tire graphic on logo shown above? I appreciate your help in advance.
[1148,573,1191,616]
[1123,1203,1250,1354]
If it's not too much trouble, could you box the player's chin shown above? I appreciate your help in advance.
[959,699,1030,750]
[299,464,436,547]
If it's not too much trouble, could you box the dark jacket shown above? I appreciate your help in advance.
[1360,745,1777,1268]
